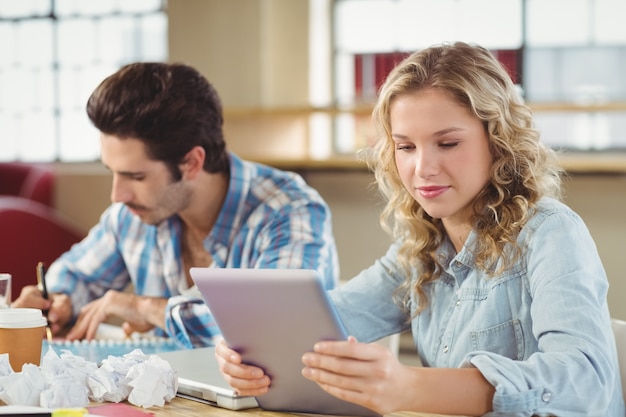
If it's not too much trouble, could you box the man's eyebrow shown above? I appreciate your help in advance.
[117,170,146,177]
[102,165,144,177]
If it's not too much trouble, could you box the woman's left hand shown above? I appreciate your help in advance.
[301,336,414,414]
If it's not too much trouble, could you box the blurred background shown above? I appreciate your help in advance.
[0,0,625,322]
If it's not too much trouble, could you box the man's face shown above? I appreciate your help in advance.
[100,134,192,225]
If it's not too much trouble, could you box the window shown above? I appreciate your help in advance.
[332,0,626,151]
[0,0,167,162]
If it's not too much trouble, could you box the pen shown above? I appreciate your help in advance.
[36,261,49,300]
[36,261,53,342]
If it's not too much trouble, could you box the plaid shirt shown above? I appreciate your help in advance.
[47,153,339,348]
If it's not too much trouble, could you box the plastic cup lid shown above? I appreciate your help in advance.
[0,308,47,328]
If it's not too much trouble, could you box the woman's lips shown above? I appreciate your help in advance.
[417,186,449,199]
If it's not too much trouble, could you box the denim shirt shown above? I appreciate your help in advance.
[330,197,625,416]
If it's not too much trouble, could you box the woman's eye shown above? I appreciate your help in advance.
[396,144,414,151]
[439,142,459,148]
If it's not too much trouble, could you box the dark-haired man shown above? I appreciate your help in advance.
[14,62,338,348]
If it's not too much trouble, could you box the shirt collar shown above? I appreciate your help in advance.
[205,152,249,263]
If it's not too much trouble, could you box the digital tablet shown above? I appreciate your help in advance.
[190,267,380,417]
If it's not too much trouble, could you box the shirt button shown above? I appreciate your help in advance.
[456,299,461,306]
[454,261,462,267]
[541,390,552,403]
[443,345,449,353]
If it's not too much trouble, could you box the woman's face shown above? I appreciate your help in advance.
[391,88,492,228]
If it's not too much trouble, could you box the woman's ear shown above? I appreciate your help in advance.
[180,146,206,179]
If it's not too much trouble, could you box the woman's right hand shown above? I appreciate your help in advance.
[214,338,271,396]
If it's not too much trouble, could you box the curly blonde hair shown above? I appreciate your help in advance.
[367,42,564,313]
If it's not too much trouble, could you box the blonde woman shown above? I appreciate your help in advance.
[216,42,624,416]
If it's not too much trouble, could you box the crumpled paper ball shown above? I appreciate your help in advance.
[0,346,178,409]
[0,363,45,406]
[88,351,138,403]
[127,353,178,407]
[0,353,12,376]
[40,347,96,408]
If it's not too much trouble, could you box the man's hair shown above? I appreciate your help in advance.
[86,62,229,179]
[367,42,564,313]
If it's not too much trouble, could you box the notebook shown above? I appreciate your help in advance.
[42,323,182,364]
[190,267,381,417]
[158,346,258,410]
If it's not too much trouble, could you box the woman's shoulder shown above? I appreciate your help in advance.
[523,196,588,236]
[531,196,580,220]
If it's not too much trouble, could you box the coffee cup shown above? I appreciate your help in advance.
[0,308,47,371]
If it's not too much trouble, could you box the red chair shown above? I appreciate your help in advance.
[0,197,84,301]
[0,163,84,301]
[0,162,55,208]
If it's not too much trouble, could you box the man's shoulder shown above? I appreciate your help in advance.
[237,157,313,192]
[237,154,297,178]
[229,153,328,210]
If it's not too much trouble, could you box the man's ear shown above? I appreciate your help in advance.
[180,146,205,179]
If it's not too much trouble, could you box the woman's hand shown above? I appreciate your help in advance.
[214,339,271,396]
[301,336,414,415]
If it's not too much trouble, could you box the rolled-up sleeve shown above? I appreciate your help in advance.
[165,295,219,348]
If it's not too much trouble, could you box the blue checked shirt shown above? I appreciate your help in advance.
[45,153,339,348]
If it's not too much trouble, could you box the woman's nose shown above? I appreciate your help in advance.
[414,148,438,179]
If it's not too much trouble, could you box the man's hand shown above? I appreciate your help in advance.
[12,285,72,335]
[65,290,168,340]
